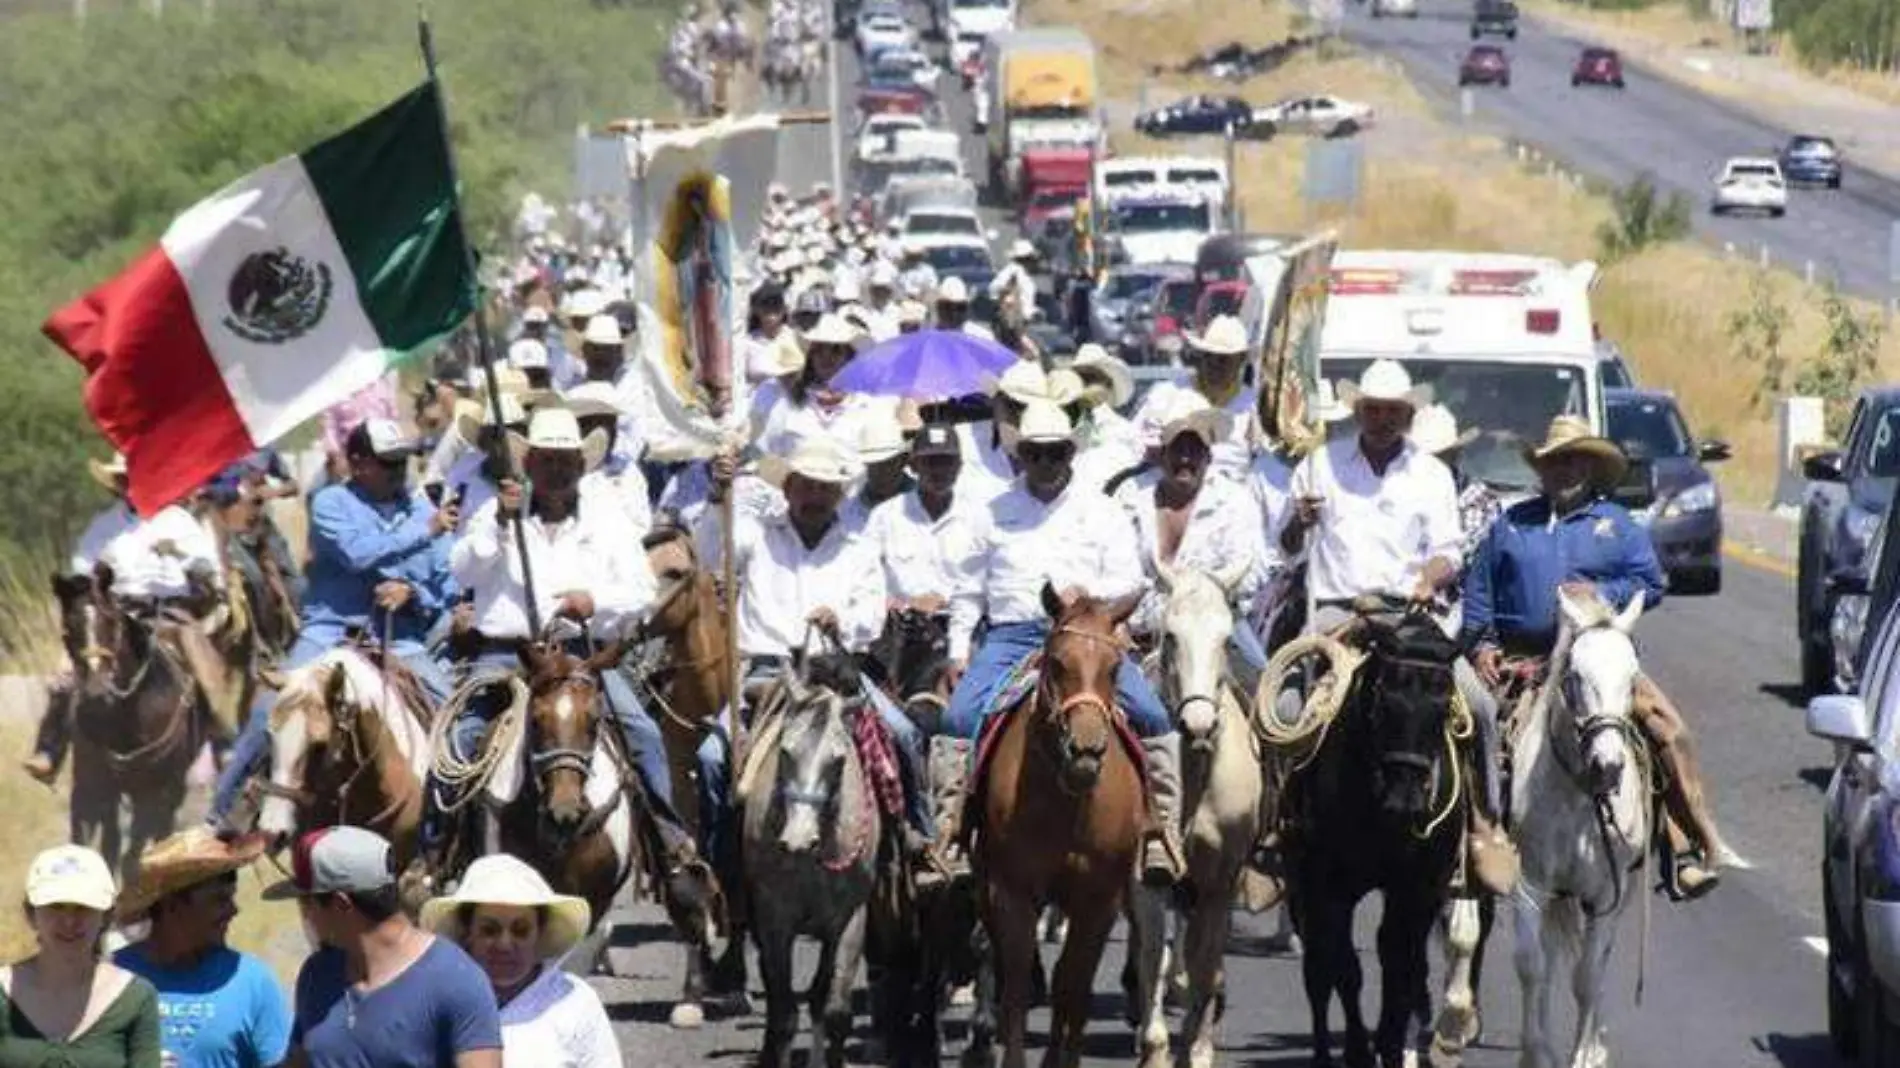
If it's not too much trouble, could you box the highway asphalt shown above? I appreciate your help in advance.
[1339,0,1900,300]
[595,21,1850,1067]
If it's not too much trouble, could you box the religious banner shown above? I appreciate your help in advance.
[1244,230,1340,457]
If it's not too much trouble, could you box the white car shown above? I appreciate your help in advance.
[1711,157,1787,217]
[868,46,941,90]
[899,207,989,249]
[856,12,915,57]
[856,113,928,162]
[1252,94,1375,138]
[1371,0,1419,17]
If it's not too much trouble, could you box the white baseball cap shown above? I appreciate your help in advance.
[26,844,116,912]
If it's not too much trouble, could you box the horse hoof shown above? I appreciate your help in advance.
[669,1003,706,1030]
[950,983,975,1008]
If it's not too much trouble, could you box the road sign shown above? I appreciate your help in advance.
[1734,0,1772,30]
[1304,138,1364,209]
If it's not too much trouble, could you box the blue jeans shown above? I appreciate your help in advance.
[210,626,455,824]
[941,621,1172,740]
[693,658,931,882]
[1230,619,1269,699]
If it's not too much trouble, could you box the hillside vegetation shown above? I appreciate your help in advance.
[0,0,670,578]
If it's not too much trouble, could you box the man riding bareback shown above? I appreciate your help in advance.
[939,399,1190,887]
[1462,415,1728,900]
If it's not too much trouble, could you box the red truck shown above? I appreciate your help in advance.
[1017,146,1094,233]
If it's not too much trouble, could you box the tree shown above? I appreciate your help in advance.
[1595,172,1692,261]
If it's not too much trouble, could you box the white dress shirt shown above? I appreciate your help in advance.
[442,451,503,534]
[1072,409,1145,496]
[451,485,656,641]
[1131,377,1259,481]
[949,479,1146,661]
[757,393,898,457]
[1115,471,1265,636]
[1282,436,1461,604]
[988,263,1037,324]
[83,504,222,600]
[865,489,982,601]
[696,510,888,659]
[71,502,139,575]
[955,421,1016,505]
[580,462,653,536]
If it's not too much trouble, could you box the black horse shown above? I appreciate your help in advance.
[1283,597,1470,1068]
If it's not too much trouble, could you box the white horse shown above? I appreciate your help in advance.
[1129,559,1261,1068]
[1511,588,1652,1068]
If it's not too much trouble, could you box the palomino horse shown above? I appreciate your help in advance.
[1285,597,1471,1068]
[740,647,883,1068]
[1129,561,1260,1068]
[256,647,433,862]
[969,584,1147,1068]
[1511,590,1651,1068]
[641,528,747,1026]
[55,570,202,882]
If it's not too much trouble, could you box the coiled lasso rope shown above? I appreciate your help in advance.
[426,673,531,813]
[1250,632,1367,769]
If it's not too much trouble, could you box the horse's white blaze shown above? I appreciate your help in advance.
[777,716,826,855]
[259,709,307,839]
[551,690,579,727]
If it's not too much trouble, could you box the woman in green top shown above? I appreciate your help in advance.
[0,845,159,1068]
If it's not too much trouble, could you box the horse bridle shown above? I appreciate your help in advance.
[529,672,604,784]
[1038,625,1125,776]
[1550,662,1650,919]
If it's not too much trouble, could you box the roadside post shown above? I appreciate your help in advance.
[1303,136,1364,226]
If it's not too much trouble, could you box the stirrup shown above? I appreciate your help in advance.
[1662,850,1720,902]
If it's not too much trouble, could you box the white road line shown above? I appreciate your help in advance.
[1804,936,1829,956]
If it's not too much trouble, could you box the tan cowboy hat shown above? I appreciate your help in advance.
[1065,344,1134,408]
[88,452,129,491]
[1046,368,1088,408]
[1016,399,1075,445]
[1184,314,1250,358]
[1410,403,1479,455]
[582,314,625,348]
[1337,358,1433,410]
[992,360,1050,404]
[1524,414,1628,489]
[561,381,627,420]
[760,433,858,488]
[454,391,529,447]
[802,311,862,347]
[856,410,910,464]
[116,828,270,924]
[507,406,609,472]
[1155,390,1233,449]
[419,854,592,962]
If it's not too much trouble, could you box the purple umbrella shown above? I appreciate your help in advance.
[826,329,1019,400]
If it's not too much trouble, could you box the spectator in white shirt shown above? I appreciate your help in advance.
[421,855,621,1068]
[435,392,530,533]
[756,312,895,456]
[987,240,1040,327]
[938,400,1189,887]
[1130,315,1260,482]
[690,435,934,890]
[565,383,653,536]
[1276,359,1462,629]
[436,408,699,880]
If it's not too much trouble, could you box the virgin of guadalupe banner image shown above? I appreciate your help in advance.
[1245,231,1339,457]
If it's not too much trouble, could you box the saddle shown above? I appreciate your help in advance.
[733,671,905,823]
[970,652,1147,793]
[347,636,443,732]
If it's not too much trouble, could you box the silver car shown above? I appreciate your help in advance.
[1089,263,1189,352]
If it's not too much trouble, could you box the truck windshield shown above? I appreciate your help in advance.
[1324,357,1591,491]
[1111,202,1211,233]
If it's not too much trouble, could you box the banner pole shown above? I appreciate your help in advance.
[418,4,544,637]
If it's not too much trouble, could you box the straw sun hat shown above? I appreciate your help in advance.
[116,828,270,924]
[1524,414,1628,489]
[507,407,609,473]
[420,854,592,961]
[759,433,859,489]
[1337,358,1433,409]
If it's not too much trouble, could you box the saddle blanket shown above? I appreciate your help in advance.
[971,652,1146,789]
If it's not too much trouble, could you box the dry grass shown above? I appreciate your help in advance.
[0,717,308,985]
[1038,0,1900,507]
[0,554,64,676]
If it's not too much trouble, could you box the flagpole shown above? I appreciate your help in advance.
[417,4,544,638]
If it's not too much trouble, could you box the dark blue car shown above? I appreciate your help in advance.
[1606,388,1729,594]
[1781,135,1844,189]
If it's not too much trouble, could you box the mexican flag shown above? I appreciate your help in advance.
[44,82,476,516]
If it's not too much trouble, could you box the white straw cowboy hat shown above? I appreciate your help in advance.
[896,300,928,326]
[1016,399,1075,444]
[1045,368,1088,409]
[993,361,1051,404]
[561,381,627,420]
[1312,378,1353,423]
[454,390,529,448]
[935,276,971,305]
[1155,390,1234,449]
[802,311,862,347]
[1184,314,1250,357]
[420,854,592,962]
[507,338,549,371]
[751,331,807,379]
[1524,414,1628,490]
[1337,358,1433,410]
[760,433,859,488]
[1008,238,1038,260]
[1410,403,1480,456]
[1062,344,1134,409]
[561,288,607,322]
[856,410,910,464]
[116,828,269,924]
[582,314,625,348]
[507,406,609,473]
[88,452,129,491]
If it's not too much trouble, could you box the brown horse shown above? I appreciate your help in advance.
[55,570,202,883]
[254,647,431,865]
[969,584,1148,1068]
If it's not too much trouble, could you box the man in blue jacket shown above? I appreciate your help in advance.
[1463,415,1725,899]
[209,419,459,830]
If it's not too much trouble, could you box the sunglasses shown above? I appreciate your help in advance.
[1018,442,1074,464]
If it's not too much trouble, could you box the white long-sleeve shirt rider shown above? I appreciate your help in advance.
[695,509,889,659]
[1114,471,1265,638]
[949,480,1146,662]
[987,262,1037,324]
[73,501,222,601]
[954,422,1017,506]
[1131,377,1259,481]
[1280,435,1462,604]
[864,489,983,603]
[451,484,656,642]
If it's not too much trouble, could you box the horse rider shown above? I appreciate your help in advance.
[432,392,530,534]
[987,240,1041,330]
[208,420,459,831]
[1131,315,1259,482]
[1462,415,1727,900]
[693,435,937,886]
[565,383,655,536]
[955,360,1057,506]
[843,410,916,532]
[26,453,228,786]
[429,406,702,880]
[1049,366,1142,496]
[1274,360,1522,895]
[898,247,938,303]
[938,399,1190,886]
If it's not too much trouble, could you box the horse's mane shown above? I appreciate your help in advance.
[271,648,430,766]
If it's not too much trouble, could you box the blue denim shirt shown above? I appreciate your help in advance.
[1460,495,1665,651]
[302,482,455,647]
